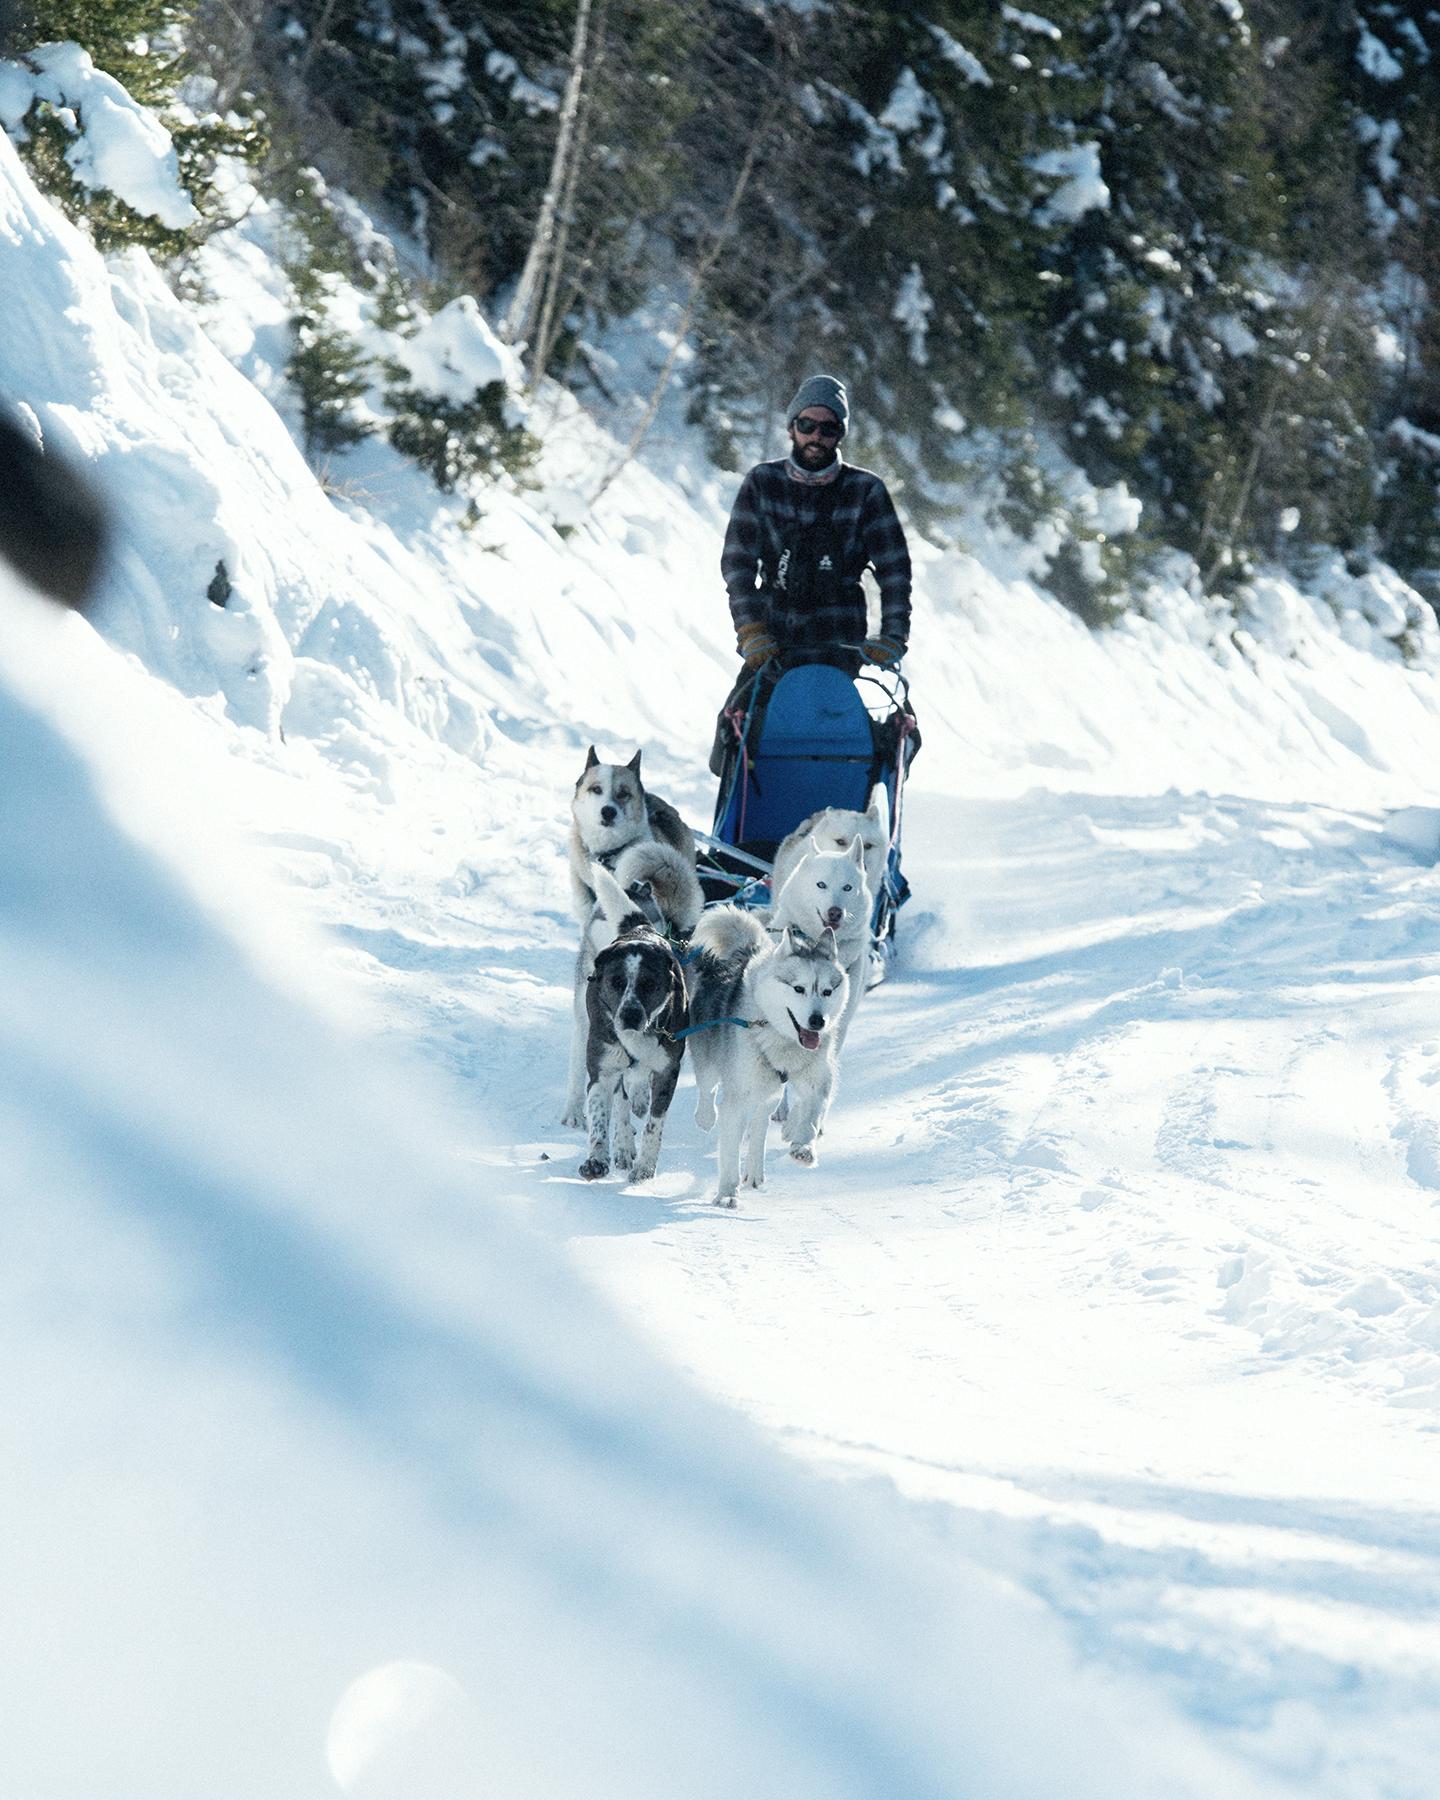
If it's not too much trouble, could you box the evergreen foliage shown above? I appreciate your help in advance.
[385,378,536,493]
[9,0,1440,615]
[11,0,188,100]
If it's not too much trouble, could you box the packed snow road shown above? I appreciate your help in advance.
[334,776,1440,1798]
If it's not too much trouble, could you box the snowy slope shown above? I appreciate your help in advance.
[4,91,1440,1800]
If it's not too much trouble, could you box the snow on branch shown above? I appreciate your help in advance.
[0,42,197,229]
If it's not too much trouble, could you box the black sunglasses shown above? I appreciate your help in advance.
[793,415,843,440]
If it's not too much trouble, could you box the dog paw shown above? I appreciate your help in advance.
[712,1192,738,1209]
[790,1145,816,1167]
[578,1158,609,1181]
[630,1161,657,1183]
[742,1173,765,1190]
[613,1147,634,1172]
[561,1107,584,1130]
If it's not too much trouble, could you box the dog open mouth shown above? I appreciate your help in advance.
[787,1008,822,1050]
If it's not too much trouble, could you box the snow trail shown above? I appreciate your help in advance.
[413,780,1440,1798]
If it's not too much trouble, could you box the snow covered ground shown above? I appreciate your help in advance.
[5,93,1440,1798]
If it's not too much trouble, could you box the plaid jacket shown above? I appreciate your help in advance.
[721,459,912,651]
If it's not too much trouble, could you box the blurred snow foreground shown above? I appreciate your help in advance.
[0,586,1288,1800]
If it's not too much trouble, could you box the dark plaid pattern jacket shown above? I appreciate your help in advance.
[721,458,912,652]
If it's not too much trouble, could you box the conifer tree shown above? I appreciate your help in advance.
[1343,1,1440,586]
[1042,0,1285,576]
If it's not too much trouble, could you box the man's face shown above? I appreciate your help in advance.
[789,405,843,470]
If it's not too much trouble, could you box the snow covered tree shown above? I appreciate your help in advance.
[1341,2,1440,589]
[689,0,1093,524]
[266,0,703,385]
[1040,0,1288,578]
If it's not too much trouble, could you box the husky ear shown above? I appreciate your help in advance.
[776,924,797,953]
[847,834,866,864]
[818,925,838,956]
[866,798,883,824]
[808,834,825,856]
[626,748,643,775]
[584,744,599,771]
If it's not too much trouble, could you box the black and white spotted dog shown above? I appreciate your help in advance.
[564,745,700,1127]
[578,866,689,1185]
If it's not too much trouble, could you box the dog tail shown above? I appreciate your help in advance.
[691,903,767,965]
[590,861,652,936]
[643,791,697,864]
[613,840,703,936]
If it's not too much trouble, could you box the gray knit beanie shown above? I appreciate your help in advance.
[787,374,849,433]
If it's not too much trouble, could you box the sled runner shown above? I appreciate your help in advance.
[698,654,918,973]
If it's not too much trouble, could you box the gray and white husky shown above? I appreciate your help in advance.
[568,745,696,921]
[688,907,849,1207]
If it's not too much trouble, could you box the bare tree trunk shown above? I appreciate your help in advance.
[502,0,595,352]
[530,0,608,390]
[589,102,775,505]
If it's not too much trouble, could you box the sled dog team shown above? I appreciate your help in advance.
[565,745,886,1206]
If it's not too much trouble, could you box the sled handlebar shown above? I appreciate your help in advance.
[751,645,911,707]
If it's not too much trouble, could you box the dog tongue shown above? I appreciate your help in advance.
[796,1024,821,1050]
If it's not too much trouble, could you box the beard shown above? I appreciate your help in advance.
[796,439,838,469]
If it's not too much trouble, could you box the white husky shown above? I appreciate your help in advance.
[771,800,888,915]
[769,833,872,1055]
[688,907,849,1207]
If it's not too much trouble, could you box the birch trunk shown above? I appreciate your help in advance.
[502,0,594,352]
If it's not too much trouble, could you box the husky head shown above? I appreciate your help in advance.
[754,925,848,1052]
[775,835,870,939]
[572,745,646,856]
[592,930,682,1038]
[797,801,887,891]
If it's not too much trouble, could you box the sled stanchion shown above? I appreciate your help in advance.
[730,703,753,845]
[889,711,912,854]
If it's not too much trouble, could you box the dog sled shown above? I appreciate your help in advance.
[697,652,918,977]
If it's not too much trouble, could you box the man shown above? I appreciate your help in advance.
[720,374,911,674]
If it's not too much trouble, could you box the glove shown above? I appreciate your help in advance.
[863,635,905,668]
[736,622,779,671]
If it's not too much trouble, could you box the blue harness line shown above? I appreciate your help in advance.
[670,1016,755,1040]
